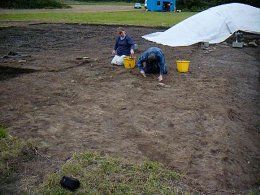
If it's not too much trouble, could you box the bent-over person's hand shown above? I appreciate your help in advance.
[158,75,163,82]
[130,49,134,58]
[112,50,116,55]
[140,70,146,77]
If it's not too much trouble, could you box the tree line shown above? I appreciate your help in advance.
[0,0,69,9]
[177,0,260,11]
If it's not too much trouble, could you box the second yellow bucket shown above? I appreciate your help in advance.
[176,60,190,73]
[124,56,136,69]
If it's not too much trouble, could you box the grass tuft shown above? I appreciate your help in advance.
[0,126,8,139]
[0,127,36,183]
[37,151,184,194]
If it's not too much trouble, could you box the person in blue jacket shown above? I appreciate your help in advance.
[137,47,168,81]
[111,27,135,65]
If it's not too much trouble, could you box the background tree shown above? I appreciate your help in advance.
[176,0,260,11]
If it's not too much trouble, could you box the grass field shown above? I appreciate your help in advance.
[0,11,195,27]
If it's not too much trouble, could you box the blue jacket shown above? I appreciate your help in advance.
[137,47,167,75]
[114,35,134,56]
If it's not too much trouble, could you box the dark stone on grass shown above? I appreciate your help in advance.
[60,176,80,191]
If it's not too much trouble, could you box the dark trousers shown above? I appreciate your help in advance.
[145,62,160,74]
[144,62,167,74]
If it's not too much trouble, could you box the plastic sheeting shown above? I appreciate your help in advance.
[142,3,260,47]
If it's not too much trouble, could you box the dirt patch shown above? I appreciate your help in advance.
[0,24,259,194]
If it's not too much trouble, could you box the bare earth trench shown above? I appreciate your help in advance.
[0,24,259,194]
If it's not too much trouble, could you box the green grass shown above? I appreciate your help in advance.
[0,126,8,138]
[37,151,184,194]
[0,11,195,27]
[0,127,36,183]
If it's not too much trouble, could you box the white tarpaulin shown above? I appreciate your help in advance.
[142,3,260,47]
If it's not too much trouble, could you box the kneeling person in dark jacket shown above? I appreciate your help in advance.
[137,47,168,81]
[111,27,135,66]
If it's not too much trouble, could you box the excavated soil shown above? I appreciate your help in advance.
[0,24,259,194]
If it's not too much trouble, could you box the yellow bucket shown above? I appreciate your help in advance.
[123,56,136,69]
[176,60,190,73]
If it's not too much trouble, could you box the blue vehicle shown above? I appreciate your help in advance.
[145,0,176,12]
